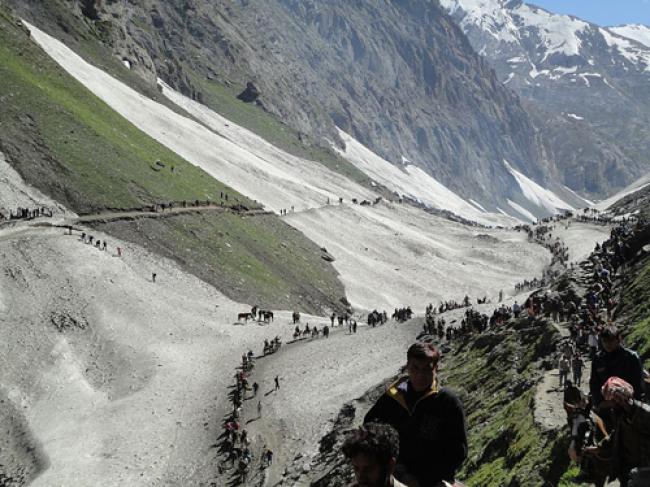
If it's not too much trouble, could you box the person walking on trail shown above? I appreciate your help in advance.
[152,272,157,283]
[364,342,467,487]
[342,422,407,487]
[274,375,280,391]
[253,382,259,397]
[572,353,584,388]
[257,401,262,418]
[559,355,571,389]
[588,330,599,360]
[265,448,273,466]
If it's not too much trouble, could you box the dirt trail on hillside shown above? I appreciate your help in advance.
[532,224,609,433]
[73,205,271,224]
[530,226,623,487]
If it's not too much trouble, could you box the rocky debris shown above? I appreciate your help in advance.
[0,467,26,487]
[0,390,47,487]
[3,266,26,287]
[79,0,101,21]
[474,234,500,243]
[320,251,335,262]
[50,311,88,332]
[237,81,260,103]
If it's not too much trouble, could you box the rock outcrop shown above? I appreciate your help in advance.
[236,81,260,103]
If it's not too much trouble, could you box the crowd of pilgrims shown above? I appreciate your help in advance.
[0,206,54,221]
[552,219,650,486]
[417,213,642,348]
[213,209,650,485]
[418,215,650,485]
[218,342,280,483]
[422,302,516,340]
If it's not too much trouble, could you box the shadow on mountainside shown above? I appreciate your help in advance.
[0,388,49,486]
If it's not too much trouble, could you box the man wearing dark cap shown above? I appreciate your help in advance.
[589,325,644,409]
[364,342,467,487]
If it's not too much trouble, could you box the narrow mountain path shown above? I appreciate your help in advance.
[0,205,273,232]
[530,223,622,486]
[73,205,272,224]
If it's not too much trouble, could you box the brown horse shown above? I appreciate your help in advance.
[238,312,253,322]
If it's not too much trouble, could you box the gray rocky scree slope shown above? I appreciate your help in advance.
[10,0,567,214]
[440,0,650,198]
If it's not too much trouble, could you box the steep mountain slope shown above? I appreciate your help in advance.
[5,0,573,216]
[0,8,347,313]
[440,0,650,198]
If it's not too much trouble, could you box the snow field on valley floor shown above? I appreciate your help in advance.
[0,225,315,486]
[287,203,550,310]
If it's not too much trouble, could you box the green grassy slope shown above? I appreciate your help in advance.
[90,213,347,314]
[619,255,650,367]
[444,322,569,486]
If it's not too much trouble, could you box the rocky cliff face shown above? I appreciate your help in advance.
[7,0,574,215]
[440,0,650,198]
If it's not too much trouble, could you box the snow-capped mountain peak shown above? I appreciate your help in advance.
[440,0,650,202]
[609,24,650,48]
[441,0,650,76]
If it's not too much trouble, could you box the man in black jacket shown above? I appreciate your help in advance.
[364,342,467,487]
[589,326,644,409]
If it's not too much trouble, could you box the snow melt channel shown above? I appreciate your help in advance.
[335,129,517,227]
[503,160,575,215]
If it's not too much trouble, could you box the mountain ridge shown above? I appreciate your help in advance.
[440,0,650,198]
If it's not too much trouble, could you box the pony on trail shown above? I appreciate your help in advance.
[237,312,253,322]
[258,310,274,323]
[263,336,282,355]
